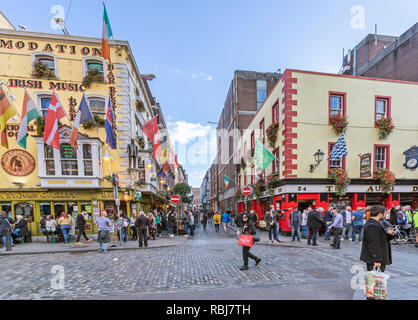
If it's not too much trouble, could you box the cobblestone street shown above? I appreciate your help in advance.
[0,223,417,300]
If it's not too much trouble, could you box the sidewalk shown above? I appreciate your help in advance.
[257,230,346,248]
[0,234,188,256]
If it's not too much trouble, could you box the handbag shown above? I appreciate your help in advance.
[259,220,266,228]
[238,234,254,247]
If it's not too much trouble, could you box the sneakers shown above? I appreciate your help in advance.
[270,240,274,244]
[98,249,103,253]
[349,238,352,241]
[75,242,82,246]
[255,258,261,266]
[330,244,335,247]
[240,265,249,271]
[312,244,318,246]
[297,240,301,243]
[87,239,93,243]
[276,240,281,243]
[291,240,295,242]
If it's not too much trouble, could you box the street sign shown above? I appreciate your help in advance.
[242,185,253,196]
[134,191,142,201]
[171,194,181,204]
[115,199,120,206]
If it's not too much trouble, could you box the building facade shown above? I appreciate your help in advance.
[0,21,176,235]
[237,69,418,231]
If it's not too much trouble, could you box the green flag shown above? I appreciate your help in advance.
[254,139,275,170]
[224,175,230,189]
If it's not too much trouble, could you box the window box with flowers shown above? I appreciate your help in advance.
[266,122,280,148]
[82,68,105,89]
[328,168,350,196]
[82,115,105,129]
[329,114,348,135]
[375,117,394,140]
[240,157,247,171]
[254,179,267,199]
[32,61,55,79]
[373,168,395,194]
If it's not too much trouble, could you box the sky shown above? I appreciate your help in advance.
[2,0,417,187]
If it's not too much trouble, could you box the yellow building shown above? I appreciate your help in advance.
[237,69,418,230]
[0,17,174,236]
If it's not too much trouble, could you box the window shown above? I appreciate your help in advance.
[375,96,391,123]
[44,144,55,175]
[87,61,104,73]
[238,174,241,189]
[374,145,389,170]
[272,148,280,174]
[40,96,52,117]
[328,143,344,170]
[272,102,279,123]
[257,80,267,110]
[260,119,265,144]
[83,58,105,78]
[37,56,55,71]
[244,142,247,158]
[88,97,106,119]
[83,144,93,176]
[60,144,78,176]
[251,166,255,185]
[250,131,255,152]
[329,92,346,121]
[244,173,247,186]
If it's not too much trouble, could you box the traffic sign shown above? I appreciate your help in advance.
[242,186,253,196]
[134,191,142,201]
[170,194,181,204]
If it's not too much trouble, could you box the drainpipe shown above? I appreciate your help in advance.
[353,45,357,76]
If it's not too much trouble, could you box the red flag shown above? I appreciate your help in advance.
[43,92,65,150]
[141,116,161,159]
[174,155,180,169]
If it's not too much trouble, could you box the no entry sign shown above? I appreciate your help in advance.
[242,186,253,196]
[171,194,181,204]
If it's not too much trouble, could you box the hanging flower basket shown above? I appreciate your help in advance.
[240,157,247,171]
[329,114,348,135]
[328,168,350,196]
[32,61,55,79]
[254,179,267,199]
[373,168,395,194]
[266,122,280,148]
[375,117,394,140]
[267,173,280,190]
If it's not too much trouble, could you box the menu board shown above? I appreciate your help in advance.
[360,153,372,177]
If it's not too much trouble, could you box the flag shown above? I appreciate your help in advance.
[330,133,348,160]
[69,94,94,149]
[174,155,180,168]
[17,89,40,149]
[160,148,168,163]
[254,139,275,170]
[43,92,66,150]
[102,3,113,61]
[0,85,16,149]
[224,175,231,189]
[156,169,167,178]
[141,116,162,159]
[168,149,176,171]
[105,96,116,149]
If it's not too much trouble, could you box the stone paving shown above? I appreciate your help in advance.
[0,223,416,300]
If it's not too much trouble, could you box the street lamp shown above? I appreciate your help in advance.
[309,149,325,172]
[102,150,113,175]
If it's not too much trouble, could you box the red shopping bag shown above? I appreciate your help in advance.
[238,234,254,247]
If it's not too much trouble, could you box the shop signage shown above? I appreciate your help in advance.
[360,153,372,177]
[272,184,418,195]
[134,191,142,201]
[403,146,418,170]
[61,144,76,159]
[0,191,78,200]
[1,149,35,176]
[8,79,87,92]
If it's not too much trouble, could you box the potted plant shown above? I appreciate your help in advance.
[32,61,55,78]
[328,168,350,196]
[267,173,280,194]
[329,114,348,135]
[136,99,145,112]
[375,117,394,140]
[82,68,104,89]
[266,122,280,148]
[136,135,145,149]
[240,157,247,171]
[373,168,395,193]
[35,116,45,135]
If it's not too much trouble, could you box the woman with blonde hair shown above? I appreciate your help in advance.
[147,212,158,240]
[58,212,72,244]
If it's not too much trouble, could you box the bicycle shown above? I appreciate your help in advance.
[227,224,240,239]
[408,227,416,245]
[393,225,408,244]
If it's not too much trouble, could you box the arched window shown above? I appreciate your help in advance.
[87,95,106,119]
[82,57,106,80]
[31,52,58,79]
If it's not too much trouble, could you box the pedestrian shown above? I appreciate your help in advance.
[135,211,150,248]
[301,209,308,239]
[324,206,334,241]
[213,212,221,232]
[95,211,112,254]
[307,207,325,246]
[360,205,395,299]
[341,206,353,241]
[235,211,244,236]
[147,212,158,240]
[45,215,57,242]
[75,211,93,245]
[413,209,418,248]
[201,211,208,231]
[264,208,278,243]
[188,211,195,236]
[239,214,261,270]
[11,215,28,242]
[0,211,13,250]
[328,209,343,249]
[364,206,371,222]
[248,210,259,225]
[40,215,48,239]
[289,207,302,242]
[352,208,365,242]
[387,205,399,226]
[130,213,137,240]
[221,211,231,233]
[58,212,72,244]
[167,211,176,237]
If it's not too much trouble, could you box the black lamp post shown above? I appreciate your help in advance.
[309,149,325,172]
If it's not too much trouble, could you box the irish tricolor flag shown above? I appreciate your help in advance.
[17,89,40,149]
[102,3,113,61]
[224,175,231,189]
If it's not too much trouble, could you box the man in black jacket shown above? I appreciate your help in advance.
[75,211,93,245]
[361,205,395,273]
[324,206,334,241]
[135,211,150,247]
[307,207,325,246]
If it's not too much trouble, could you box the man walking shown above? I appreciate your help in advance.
[75,211,93,245]
[307,207,324,246]
[202,211,208,231]
[288,207,302,242]
[301,209,308,239]
[328,209,343,249]
[135,211,150,248]
[324,206,334,241]
[265,208,279,243]
[221,211,231,233]
[352,208,365,242]
[341,206,353,241]
[188,211,195,236]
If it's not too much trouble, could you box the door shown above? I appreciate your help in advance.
[53,202,66,218]
[13,202,35,237]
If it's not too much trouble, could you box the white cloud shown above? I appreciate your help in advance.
[168,121,211,145]
[208,75,213,81]
[192,74,197,78]
[192,71,213,81]
[188,170,207,187]
[173,68,182,75]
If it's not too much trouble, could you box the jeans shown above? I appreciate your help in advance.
[167,225,173,235]
[131,226,137,240]
[332,227,342,248]
[2,231,13,250]
[291,225,300,241]
[138,228,148,247]
[60,225,70,243]
[122,227,128,242]
[275,223,280,240]
[242,245,258,267]
[99,241,109,251]
[41,227,47,236]
[341,224,353,240]
[268,224,278,241]
[76,226,90,242]
[307,226,319,245]
[324,222,332,240]
[11,228,21,238]
[301,225,308,238]
[352,225,364,242]
[215,224,220,232]
[188,224,194,236]
[184,224,190,235]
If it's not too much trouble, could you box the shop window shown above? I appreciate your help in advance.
[329,92,346,122]
[83,144,93,176]
[54,203,65,218]
[87,96,106,119]
[14,202,34,222]
[40,202,51,219]
[374,145,390,170]
[272,148,280,174]
[67,202,78,220]
[375,96,391,123]
[44,144,55,175]
[60,144,78,176]
[80,202,92,218]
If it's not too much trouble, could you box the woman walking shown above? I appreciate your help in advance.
[130,213,137,240]
[240,214,261,270]
[58,212,72,244]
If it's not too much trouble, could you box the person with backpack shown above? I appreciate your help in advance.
[213,212,221,232]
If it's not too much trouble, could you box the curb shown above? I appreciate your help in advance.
[257,242,328,249]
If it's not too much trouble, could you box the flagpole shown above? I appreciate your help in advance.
[24,88,43,119]
[0,83,21,120]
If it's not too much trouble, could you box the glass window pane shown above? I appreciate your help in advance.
[44,144,54,159]
[61,160,78,176]
[41,97,51,117]
[40,203,51,218]
[1,203,12,216]
[257,80,267,90]
[89,99,106,114]
[87,62,103,72]
[84,160,93,176]
[38,58,55,70]
[46,160,55,175]
[83,144,92,160]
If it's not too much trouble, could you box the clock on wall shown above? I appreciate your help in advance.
[403,146,418,170]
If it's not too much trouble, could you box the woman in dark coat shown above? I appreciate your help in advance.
[240,214,261,270]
